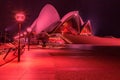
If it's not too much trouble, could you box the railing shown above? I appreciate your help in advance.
[0,42,25,66]
[3,43,25,60]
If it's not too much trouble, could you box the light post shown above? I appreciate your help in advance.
[27,27,32,51]
[15,12,25,62]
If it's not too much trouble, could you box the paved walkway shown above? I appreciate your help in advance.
[0,48,120,80]
[0,49,56,80]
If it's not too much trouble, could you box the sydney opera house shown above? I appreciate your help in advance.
[15,4,120,46]
[2,3,120,54]
[30,4,92,35]
[11,3,94,47]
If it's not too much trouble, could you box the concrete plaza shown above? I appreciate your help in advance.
[0,45,120,80]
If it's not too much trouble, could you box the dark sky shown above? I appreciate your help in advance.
[0,0,120,37]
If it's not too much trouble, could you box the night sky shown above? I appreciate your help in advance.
[0,0,120,37]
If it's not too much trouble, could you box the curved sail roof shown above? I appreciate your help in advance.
[80,20,92,35]
[61,11,84,33]
[31,4,60,34]
[53,11,89,34]
[61,11,84,25]
[30,4,92,35]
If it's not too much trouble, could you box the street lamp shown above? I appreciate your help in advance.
[15,12,26,62]
[27,27,32,51]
